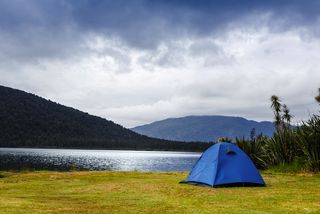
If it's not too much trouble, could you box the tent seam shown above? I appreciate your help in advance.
[212,143,221,186]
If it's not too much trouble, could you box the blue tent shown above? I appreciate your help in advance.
[183,142,265,187]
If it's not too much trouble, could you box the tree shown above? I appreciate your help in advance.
[282,104,293,127]
[270,95,282,129]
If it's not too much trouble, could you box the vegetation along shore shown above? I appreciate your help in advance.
[234,90,320,173]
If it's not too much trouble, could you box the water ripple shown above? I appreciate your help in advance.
[0,148,201,171]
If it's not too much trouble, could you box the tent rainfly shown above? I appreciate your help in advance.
[181,142,266,187]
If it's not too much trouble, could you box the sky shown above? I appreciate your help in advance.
[1,0,320,128]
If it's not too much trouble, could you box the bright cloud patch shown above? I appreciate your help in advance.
[1,22,319,127]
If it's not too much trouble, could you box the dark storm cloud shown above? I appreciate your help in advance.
[0,0,319,52]
[0,0,80,63]
[62,0,320,47]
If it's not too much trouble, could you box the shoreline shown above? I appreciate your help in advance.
[0,146,205,152]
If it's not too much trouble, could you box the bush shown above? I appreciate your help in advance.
[297,115,320,172]
[236,135,268,169]
[264,128,299,167]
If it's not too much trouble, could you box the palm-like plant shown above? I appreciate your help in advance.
[267,95,299,166]
[271,95,282,129]
[282,104,294,131]
[297,115,320,172]
[293,89,320,172]
[282,104,293,126]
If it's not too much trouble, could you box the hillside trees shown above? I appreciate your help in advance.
[0,85,212,151]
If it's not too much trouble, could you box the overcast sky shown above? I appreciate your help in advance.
[1,0,319,127]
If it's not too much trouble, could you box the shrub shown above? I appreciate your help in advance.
[264,128,299,167]
[297,115,320,172]
[236,134,268,169]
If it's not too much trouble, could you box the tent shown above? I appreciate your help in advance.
[182,142,265,187]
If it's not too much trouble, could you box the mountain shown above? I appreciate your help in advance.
[0,85,211,151]
[131,115,275,142]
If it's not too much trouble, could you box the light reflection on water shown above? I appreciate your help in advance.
[0,148,201,171]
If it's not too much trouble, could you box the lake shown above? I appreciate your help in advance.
[0,148,201,171]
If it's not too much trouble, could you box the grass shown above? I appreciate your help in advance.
[0,171,319,214]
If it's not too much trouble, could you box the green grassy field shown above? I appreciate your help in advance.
[0,171,319,214]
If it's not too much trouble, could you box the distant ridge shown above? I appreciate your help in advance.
[131,115,275,142]
[0,85,210,151]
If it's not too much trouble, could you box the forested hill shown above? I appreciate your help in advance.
[0,85,211,151]
[132,115,275,142]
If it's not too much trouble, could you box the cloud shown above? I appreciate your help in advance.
[0,0,320,127]
[1,0,320,51]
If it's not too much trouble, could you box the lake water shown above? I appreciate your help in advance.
[0,148,201,171]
